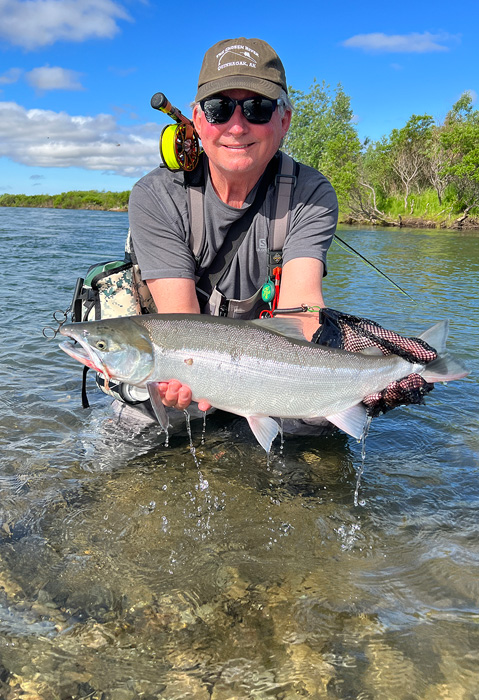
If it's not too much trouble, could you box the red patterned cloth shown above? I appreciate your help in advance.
[362,373,434,417]
[312,308,436,416]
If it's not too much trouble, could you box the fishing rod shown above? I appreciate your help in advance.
[334,233,417,303]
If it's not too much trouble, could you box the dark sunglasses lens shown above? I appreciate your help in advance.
[243,98,275,123]
[202,98,234,124]
[201,97,277,124]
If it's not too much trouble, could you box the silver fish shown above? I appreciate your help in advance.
[59,314,468,452]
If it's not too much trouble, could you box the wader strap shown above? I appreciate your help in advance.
[270,152,296,252]
[188,185,205,262]
[202,288,228,316]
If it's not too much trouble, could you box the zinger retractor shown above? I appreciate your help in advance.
[151,92,201,172]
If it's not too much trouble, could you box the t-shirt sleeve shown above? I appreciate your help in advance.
[282,167,338,275]
[128,174,196,281]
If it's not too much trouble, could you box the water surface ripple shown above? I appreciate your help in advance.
[0,207,478,699]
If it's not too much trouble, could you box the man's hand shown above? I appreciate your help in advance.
[158,379,212,412]
[144,281,212,412]
[363,374,434,417]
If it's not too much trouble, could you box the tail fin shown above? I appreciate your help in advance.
[418,321,468,382]
[422,353,468,383]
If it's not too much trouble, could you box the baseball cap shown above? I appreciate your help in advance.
[195,38,287,102]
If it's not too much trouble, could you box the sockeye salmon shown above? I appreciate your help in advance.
[59,314,468,452]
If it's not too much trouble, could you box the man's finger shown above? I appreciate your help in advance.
[176,385,193,410]
[160,379,181,407]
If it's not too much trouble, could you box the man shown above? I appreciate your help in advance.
[128,37,338,415]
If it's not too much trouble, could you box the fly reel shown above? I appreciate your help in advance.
[151,92,201,172]
[160,123,200,172]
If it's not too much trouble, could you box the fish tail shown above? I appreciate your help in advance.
[417,320,468,382]
[422,352,468,383]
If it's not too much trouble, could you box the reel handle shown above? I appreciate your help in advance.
[150,92,192,127]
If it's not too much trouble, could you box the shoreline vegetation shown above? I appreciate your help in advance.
[0,190,130,212]
[283,84,479,232]
[1,190,478,231]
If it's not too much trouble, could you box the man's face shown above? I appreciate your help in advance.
[193,89,291,181]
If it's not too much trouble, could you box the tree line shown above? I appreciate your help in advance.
[0,190,130,211]
[285,82,479,227]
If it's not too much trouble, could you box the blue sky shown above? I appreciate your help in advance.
[1,0,477,195]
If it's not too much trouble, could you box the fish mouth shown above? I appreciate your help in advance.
[59,332,111,385]
[59,339,101,371]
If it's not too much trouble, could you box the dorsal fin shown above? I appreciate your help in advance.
[249,317,306,341]
[359,346,384,356]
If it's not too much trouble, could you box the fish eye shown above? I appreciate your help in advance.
[95,339,108,351]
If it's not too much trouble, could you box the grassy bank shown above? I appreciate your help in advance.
[340,189,479,231]
[2,188,478,230]
[0,190,130,211]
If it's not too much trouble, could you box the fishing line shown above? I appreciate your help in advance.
[334,234,417,304]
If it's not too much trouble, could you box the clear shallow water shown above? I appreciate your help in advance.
[0,207,478,699]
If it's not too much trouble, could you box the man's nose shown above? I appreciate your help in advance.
[227,105,249,131]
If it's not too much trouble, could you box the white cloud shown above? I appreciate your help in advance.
[0,68,23,85]
[0,101,161,177]
[342,32,459,53]
[26,66,85,91]
[0,0,131,50]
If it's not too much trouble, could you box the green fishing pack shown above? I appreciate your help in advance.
[71,257,156,323]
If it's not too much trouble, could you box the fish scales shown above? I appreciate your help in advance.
[139,315,417,419]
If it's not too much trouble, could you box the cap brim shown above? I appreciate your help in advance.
[196,75,283,102]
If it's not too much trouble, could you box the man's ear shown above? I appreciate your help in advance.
[281,108,292,136]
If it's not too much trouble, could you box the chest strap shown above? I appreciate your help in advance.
[187,183,205,265]
[269,152,296,253]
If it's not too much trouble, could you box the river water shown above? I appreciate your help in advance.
[1,206,478,700]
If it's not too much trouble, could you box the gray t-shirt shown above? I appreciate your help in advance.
[129,152,338,303]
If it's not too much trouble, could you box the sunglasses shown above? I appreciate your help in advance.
[199,95,282,125]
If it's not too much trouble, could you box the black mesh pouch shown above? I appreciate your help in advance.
[312,308,436,417]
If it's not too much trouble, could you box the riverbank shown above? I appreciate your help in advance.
[339,213,479,231]
[1,192,478,230]
[0,203,129,212]
[0,190,129,212]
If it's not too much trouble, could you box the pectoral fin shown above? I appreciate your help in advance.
[246,415,279,453]
[325,403,368,440]
[147,382,170,432]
